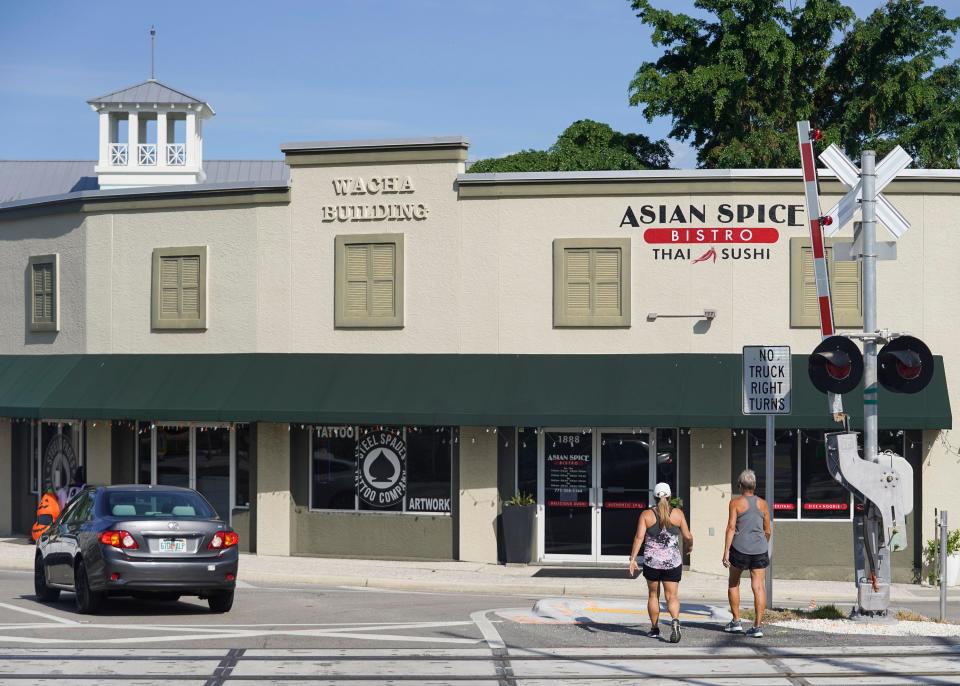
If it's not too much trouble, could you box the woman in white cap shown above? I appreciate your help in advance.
[628,482,693,643]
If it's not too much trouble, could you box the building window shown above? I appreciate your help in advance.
[310,425,453,515]
[517,427,538,498]
[334,234,404,328]
[134,422,249,523]
[152,246,207,330]
[739,429,920,520]
[790,237,862,328]
[553,238,630,327]
[28,254,59,332]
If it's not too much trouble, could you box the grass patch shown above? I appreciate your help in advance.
[895,609,930,622]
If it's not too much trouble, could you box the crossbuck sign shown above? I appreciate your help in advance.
[742,346,792,415]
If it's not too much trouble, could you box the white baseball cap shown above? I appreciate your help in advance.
[653,482,672,499]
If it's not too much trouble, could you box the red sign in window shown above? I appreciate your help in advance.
[773,503,797,511]
[604,502,647,509]
[803,502,849,511]
[547,500,590,508]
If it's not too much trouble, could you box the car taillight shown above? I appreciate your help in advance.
[208,531,239,550]
[99,530,138,550]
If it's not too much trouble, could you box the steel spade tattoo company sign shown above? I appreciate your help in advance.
[355,430,407,508]
[620,202,804,264]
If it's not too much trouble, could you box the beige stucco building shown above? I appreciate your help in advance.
[0,79,953,582]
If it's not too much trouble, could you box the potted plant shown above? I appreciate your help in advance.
[923,528,960,586]
[502,493,536,564]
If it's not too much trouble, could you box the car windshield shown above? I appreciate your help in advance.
[101,490,217,519]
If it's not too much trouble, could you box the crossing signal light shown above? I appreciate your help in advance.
[809,336,863,394]
[878,336,934,394]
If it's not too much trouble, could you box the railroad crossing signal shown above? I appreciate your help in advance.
[809,336,863,395]
[878,335,934,394]
[819,143,913,238]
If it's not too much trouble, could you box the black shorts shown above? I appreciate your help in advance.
[729,546,769,570]
[643,564,682,582]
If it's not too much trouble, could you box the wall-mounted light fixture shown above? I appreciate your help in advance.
[647,309,717,322]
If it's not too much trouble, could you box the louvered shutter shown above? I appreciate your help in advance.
[370,243,396,317]
[336,235,403,327]
[564,249,592,317]
[179,256,201,319]
[829,250,863,326]
[798,246,820,323]
[593,249,621,316]
[160,257,182,317]
[32,263,53,323]
[344,245,370,316]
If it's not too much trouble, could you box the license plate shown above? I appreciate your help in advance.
[159,538,187,553]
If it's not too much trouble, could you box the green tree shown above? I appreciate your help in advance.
[629,0,960,168]
[467,119,671,172]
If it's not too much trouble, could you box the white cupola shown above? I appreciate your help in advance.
[87,80,215,189]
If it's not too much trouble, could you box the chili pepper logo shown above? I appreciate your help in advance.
[692,247,717,264]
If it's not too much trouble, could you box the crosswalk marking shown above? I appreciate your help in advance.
[0,646,956,685]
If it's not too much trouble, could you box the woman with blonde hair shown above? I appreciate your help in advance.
[628,482,693,643]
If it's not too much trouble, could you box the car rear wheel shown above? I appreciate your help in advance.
[33,553,60,602]
[74,559,105,614]
[207,590,234,613]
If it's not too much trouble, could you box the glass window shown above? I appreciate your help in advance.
[137,422,151,485]
[799,430,851,519]
[655,428,679,498]
[156,426,189,489]
[517,427,538,498]
[746,429,798,519]
[311,426,358,511]
[235,425,251,509]
[405,427,452,514]
[309,425,454,515]
[195,427,230,520]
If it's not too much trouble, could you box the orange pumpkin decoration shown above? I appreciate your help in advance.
[32,492,61,542]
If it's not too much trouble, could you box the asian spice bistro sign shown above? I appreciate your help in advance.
[620,202,805,263]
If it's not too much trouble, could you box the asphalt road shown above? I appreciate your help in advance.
[0,569,958,684]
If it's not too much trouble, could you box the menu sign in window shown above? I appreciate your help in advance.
[545,433,592,508]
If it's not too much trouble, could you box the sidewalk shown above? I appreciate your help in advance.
[3,537,955,606]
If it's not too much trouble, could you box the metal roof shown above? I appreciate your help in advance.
[0,160,289,205]
[87,79,210,109]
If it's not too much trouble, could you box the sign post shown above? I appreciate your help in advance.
[743,345,792,607]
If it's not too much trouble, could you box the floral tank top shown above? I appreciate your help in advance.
[643,510,683,570]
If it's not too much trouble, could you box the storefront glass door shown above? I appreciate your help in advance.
[539,428,654,562]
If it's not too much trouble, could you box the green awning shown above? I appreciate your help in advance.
[0,353,950,429]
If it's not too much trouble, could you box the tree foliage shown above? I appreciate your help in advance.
[467,119,671,172]
[629,0,960,168]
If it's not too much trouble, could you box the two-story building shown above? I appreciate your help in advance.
[0,78,953,581]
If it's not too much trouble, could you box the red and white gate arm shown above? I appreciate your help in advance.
[796,121,843,417]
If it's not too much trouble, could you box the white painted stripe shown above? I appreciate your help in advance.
[470,609,505,651]
[0,602,79,626]
[229,658,497,678]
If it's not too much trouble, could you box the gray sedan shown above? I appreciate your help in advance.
[35,485,239,614]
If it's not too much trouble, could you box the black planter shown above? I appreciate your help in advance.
[502,504,535,564]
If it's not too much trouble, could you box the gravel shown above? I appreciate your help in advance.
[774,618,960,637]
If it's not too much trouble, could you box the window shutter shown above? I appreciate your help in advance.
[829,252,862,326]
[344,245,369,315]
[564,249,591,316]
[798,246,819,323]
[32,262,53,324]
[593,248,621,316]
[335,235,403,328]
[370,243,396,317]
[791,238,862,328]
[152,247,206,330]
[179,256,201,319]
[160,257,181,317]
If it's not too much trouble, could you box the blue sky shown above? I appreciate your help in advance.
[1,1,956,168]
